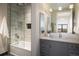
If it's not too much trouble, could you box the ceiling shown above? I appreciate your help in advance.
[48,3,74,11]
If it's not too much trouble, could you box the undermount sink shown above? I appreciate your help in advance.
[49,33,79,40]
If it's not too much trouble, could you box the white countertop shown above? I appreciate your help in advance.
[40,37,79,44]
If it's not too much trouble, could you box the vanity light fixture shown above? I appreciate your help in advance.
[69,4,74,9]
[58,7,62,11]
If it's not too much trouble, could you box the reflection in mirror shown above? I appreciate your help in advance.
[39,3,75,38]
[39,13,45,33]
[50,4,74,33]
[47,16,52,33]
[55,11,72,33]
[51,11,72,33]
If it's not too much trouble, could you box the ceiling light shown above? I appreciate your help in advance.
[58,7,62,11]
[49,8,53,12]
[69,4,74,9]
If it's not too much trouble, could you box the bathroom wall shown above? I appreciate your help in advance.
[74,4,79,33]
[0,4,8,54]
[31,3,51,56]
[51,11,57,32]
[25,4,31,42]
[0,4,7,27]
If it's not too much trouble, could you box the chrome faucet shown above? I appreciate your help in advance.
[59,33,62,38]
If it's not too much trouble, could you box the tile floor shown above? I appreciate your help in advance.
[0,52,13,56]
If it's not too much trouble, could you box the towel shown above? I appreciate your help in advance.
[0,16,9,38]
[0,16,9,54]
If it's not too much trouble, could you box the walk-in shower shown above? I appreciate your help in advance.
[8,4,32,56]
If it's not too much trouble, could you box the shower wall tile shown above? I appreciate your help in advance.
[10,4,32,44]
[24,4,31,42]
[10,4,25,43]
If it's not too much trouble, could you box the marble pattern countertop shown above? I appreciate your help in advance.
[40,36,79,44]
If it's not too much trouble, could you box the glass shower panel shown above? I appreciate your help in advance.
[8,4,32,56]
[10,4,25,46]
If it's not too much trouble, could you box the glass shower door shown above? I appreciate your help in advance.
[10,4,25,47]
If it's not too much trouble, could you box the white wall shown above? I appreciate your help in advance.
[51,11,57,32]
[74,4,79,33]
[0,4,7,27]
[0,4,8,54]
[31,4,40,56]
[25,4,31,42]
[31,3,51,56]
[68,10,72,33]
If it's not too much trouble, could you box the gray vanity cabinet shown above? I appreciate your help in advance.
[40,39,68,56]
[40,39,79,56]
[49,41,68,56]
[68,43,79,56]
[40,40,51,56]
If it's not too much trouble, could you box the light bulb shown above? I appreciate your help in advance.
[69,4,74,9]
[49,8,53,12]
[58,7,62,11]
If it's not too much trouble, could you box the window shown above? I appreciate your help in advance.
[58,24,68,33]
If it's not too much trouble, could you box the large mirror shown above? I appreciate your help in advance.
[39,3,75,38]
[51,11,72,33]
[48,3,74,34]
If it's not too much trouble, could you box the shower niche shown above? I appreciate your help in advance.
[27,23,31,29]
[9,4,32,56]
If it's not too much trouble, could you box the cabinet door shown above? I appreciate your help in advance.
[40,40,51,56]
[49,41,68,56]
[68,43,79,56]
